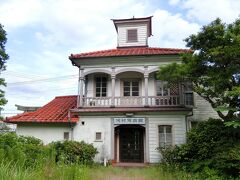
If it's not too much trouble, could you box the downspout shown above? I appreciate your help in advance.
[68,110,74,141]
[185,110,193,132]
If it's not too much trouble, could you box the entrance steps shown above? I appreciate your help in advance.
[112,162,148,168]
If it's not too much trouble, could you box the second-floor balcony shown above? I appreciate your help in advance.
[83,95,182,107]
[77,67,193,108]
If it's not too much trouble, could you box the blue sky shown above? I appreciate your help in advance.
[0,0,240,116]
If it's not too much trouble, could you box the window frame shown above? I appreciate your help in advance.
[158,125,174,149]
[184,82,194,106]
[123,80,140,97]
[95,76,107,97]
[127,29,138,42]
[64,132,70,141]
[155,80,170,96]
[95,132,102,141]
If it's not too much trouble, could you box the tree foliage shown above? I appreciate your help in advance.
[158,18,240,121]
[159,119,240,178]
[0,24,8,116]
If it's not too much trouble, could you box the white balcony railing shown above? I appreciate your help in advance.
[83,96,181,107]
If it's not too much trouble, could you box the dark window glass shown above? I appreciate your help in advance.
[95,76,107,97]
[124,92,130,96]
[123,81,139,97]
[64,132,69,140]
[185,92,193,106]
[132,91,139,96]
[96,132,102,140]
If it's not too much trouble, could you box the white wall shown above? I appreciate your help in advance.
[16,124,71,145]
[117,24,148,47]
[73,116,112,162]
[148,115,186,163]
[16,114,188,163]
[148,73,156,96]
[191,93,220,121]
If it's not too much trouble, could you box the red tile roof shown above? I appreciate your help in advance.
[69,47,191,59]
[5,95,78,123]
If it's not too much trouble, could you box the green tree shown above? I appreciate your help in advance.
[0,24,8,119]
[158,18,240,122]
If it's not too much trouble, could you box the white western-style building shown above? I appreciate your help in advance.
[6,16,219,163]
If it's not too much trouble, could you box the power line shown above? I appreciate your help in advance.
[2,70,48,78]
[6,87,77,96]
[7,74,78,85]
[3,72,44,79]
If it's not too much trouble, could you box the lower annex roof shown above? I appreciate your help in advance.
[5,95,78,123]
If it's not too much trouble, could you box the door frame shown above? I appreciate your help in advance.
[114,125,145,163]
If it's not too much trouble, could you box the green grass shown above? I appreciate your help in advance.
[0,162,211,180]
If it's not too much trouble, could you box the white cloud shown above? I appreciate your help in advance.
[181,0,240,23]
[169,0,181,6]
[149,10,200,48]
[0,0,43,30]
[0,0,151,49]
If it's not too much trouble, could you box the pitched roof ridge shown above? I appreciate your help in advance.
[147,47,189,51]
[70,47,190,56]
[55,95,77,99]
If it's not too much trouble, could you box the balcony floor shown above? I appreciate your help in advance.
[71,106,192,114]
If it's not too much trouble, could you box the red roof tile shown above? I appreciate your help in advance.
[69,47,191,59]
[5,95,78,123]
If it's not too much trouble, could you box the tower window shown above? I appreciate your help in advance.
[127,29,138,42]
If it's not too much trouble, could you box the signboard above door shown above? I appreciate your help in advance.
[113,117,145,125]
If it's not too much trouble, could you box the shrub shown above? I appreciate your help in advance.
[51,140,98,165]
[213,144,240,177]
[159,118,240,177]
[0,133,49,168]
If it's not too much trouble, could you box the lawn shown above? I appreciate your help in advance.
[0,162,208,180]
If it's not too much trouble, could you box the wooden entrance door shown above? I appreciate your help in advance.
[119,127,144,162]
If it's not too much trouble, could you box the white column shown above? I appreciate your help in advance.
[77,68,84,108]
[144,66,149,107]
[111,67,116,107]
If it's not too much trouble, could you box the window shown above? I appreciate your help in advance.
[156,80,179,96]
[95,132,102,141]
[159,125,173,148]
[156,80,169,96]
[184,82,193,106]
[95,76,107,97]
[127,29,138,42]
[64,132,69,140]
[123,81,139,96]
